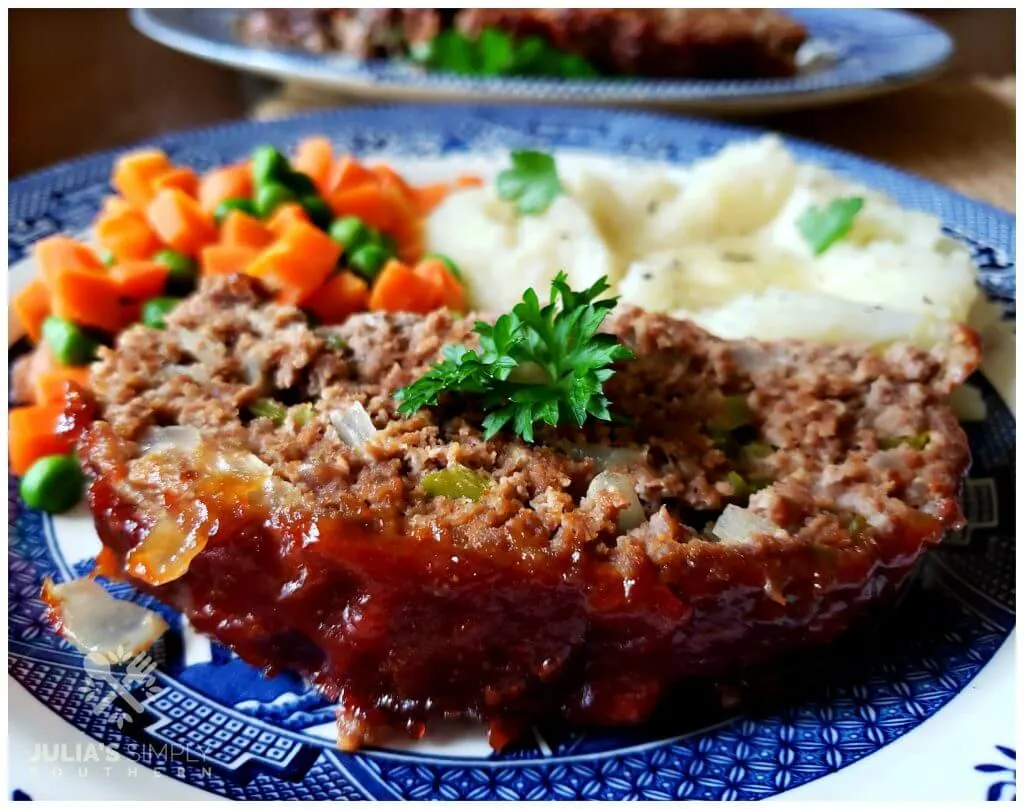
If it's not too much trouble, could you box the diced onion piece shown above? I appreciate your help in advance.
[138,425,201,455]
[40,577,168,658]
[165,364,211,384]
[328,402,378,453]
[712,504,779,544]
[176,329,225,366]
[125,513,208,586]
[949,384,987,422]
[587,471,646,532]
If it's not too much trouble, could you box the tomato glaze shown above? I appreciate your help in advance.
[65,385,949,750]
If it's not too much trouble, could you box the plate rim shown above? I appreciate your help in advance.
[128,8,955,112]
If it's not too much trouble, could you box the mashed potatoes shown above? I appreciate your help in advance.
[426,136,979,345]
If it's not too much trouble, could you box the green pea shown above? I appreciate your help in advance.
[328,216,370,251]
[141,297,181,330]
[99,249,117,267]
[213,197,256,223]
[424,252,462,280]
[348,243,389,281]
[368,230,397,258]
[300,195,333,230]
[254,183,296,218]
[19,454,85,514]
[251,144,290,186]
[153,248,198,295]
[285,171,318,196]
[42,316,99,366]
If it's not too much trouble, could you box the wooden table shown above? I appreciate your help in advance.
[9,10,1016,210]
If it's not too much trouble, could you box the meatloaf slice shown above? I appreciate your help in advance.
[239,9,807,79]
[73,274,977,749]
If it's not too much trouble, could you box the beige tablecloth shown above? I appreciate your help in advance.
[253,76,1015,212]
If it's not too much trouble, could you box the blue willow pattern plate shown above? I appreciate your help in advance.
[130,9,952,113]
[7,105,1016,801]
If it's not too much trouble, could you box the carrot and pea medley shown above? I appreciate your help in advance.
[10,136,480,512]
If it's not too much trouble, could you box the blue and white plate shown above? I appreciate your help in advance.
[130,9,953,114]
[8,105,1015,802]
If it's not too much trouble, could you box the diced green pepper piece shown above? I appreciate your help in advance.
[322,333,349,352]
[290,402,315,427]
[712,395,751,432]
[249,398,287,426]
[741,442,774,462]
[879,432,930,451]
[421,463,492,501]
[726,471,750,498]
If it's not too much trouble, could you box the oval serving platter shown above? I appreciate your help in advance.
[129,9,954,114]
[7,105,1016,802]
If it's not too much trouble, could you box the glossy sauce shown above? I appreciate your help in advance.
[66,384,947,749]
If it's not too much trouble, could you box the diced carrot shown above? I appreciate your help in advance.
[95,202,160,262]
[8,404,77,476]
[246,220,342,305]
[34,236,104,289]
[112,149,173,209]
[197,163,253,214]
[13,279,52,343]
[411,182,452,216]
[220,209,274,250]
[455,173,484,189]
[200,244,259,277]
[327,156,376,195]
[414,258,466,312]
[392,217,425,264]
[152,166,200,198]
[50,268,134,333]
[371,164,414,201]
[293,137,334,194]
[33,366,91,406]
[101,196,136,217]
[110,260,170,300]
[368,260,444,314]
[146,187,218,255]
[265,203,310,237]
[300,272,369,324]
[328,182,395,232]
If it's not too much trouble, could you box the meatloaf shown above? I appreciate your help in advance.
[71,274,977,749]
[239,9,808,79]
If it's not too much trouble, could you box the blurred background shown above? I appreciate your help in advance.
[10,9,1015,209]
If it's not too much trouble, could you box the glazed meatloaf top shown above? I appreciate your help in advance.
[84,274,977,582]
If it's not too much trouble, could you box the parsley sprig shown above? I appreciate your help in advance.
[796,196,864,256]
[394,273,633,442]
[410,27,599,79]
[496,150,563,215]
